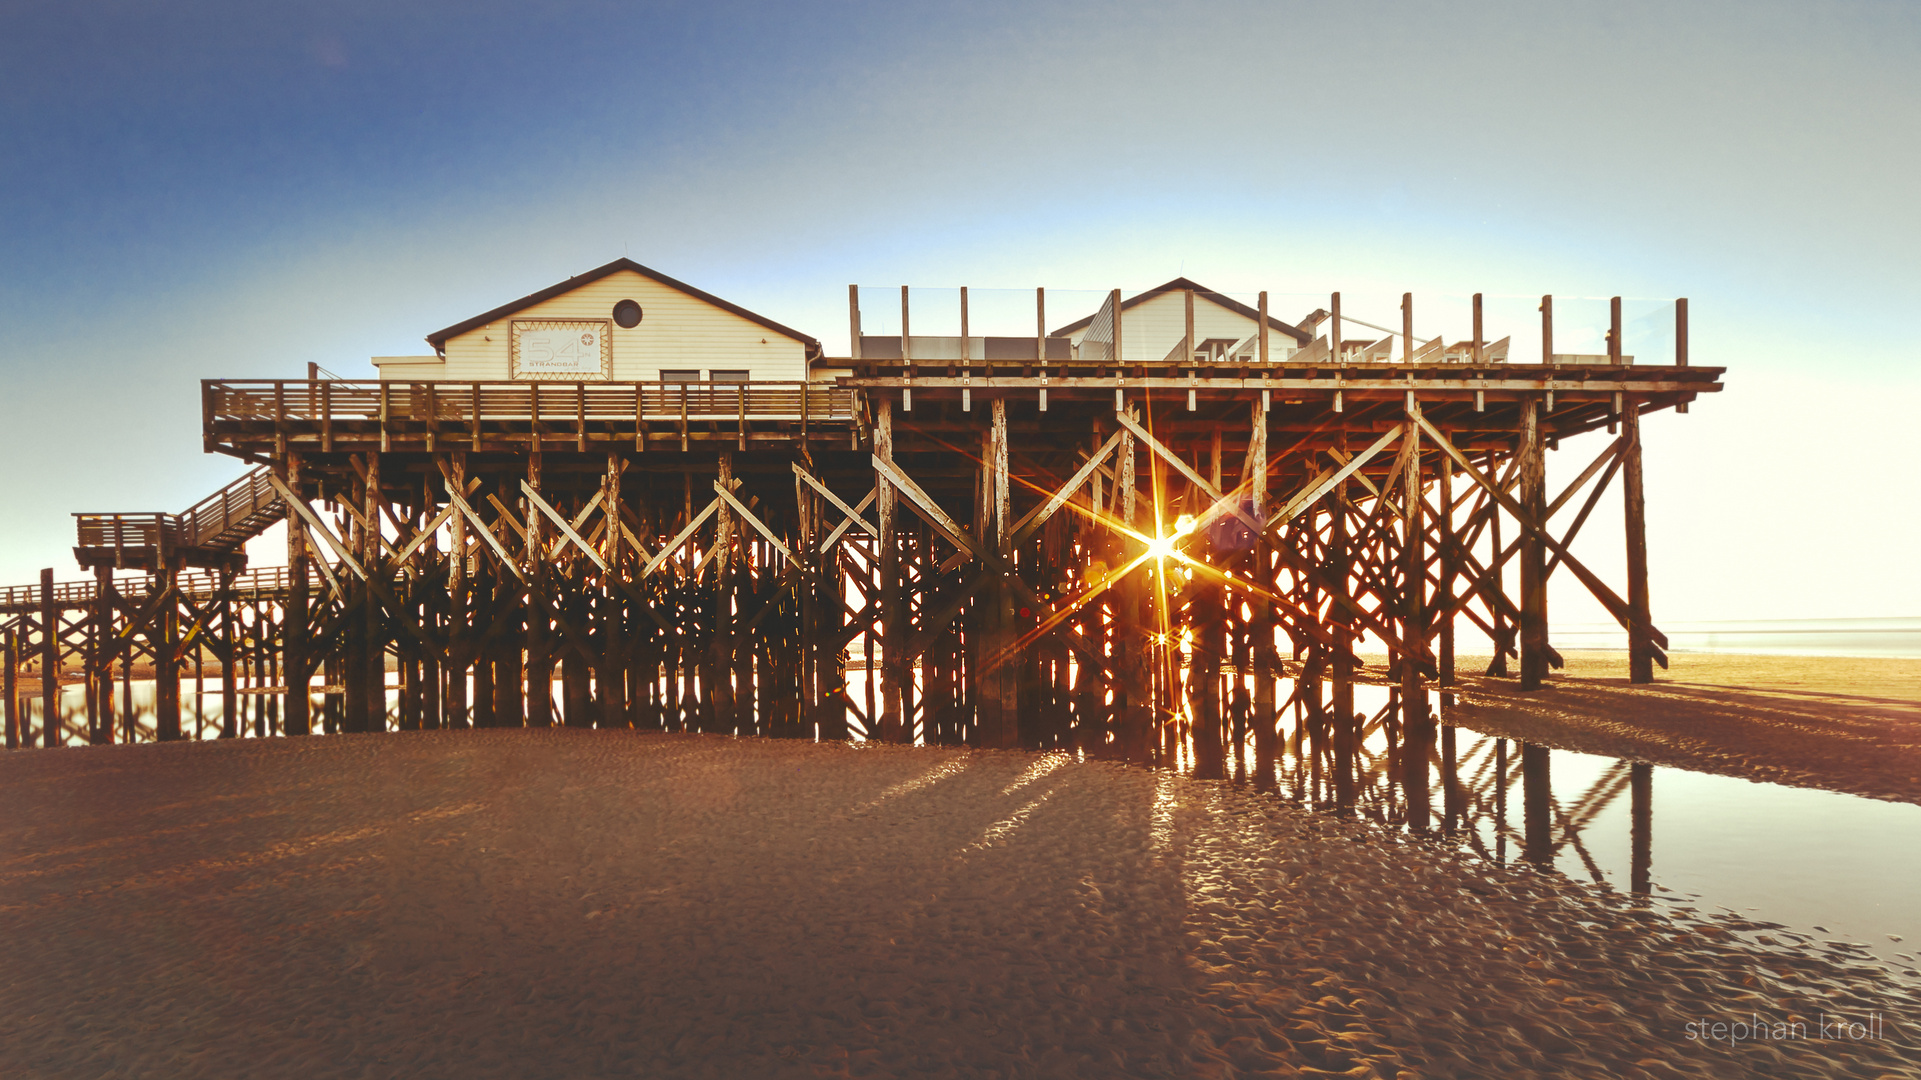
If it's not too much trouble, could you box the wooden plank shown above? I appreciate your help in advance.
[1412,410,1666,651]
[643,498,721,578]
[520,481,609,572]
[268,475,368,580]
[1008,427,1123,548]
[871,454,977,560]
[442,482,527,584]
[714,481,793,565]
[792,464,877,537]
[820,489,878,554]
[1112,413,1262,535]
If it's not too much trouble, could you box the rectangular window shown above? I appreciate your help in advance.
[709,369,750,383]
[660,369,700,383]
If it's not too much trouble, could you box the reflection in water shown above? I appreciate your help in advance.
[1247,692,1921,968]
[1268,705,1643,888]
[15,682,408,747]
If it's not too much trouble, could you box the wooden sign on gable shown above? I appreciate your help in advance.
[510,319,612,380]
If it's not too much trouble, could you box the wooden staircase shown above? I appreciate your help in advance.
[73,467,284,572]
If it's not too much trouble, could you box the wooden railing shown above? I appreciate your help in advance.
[0,565,311,614]
[179,467,280,549]
[73,467,283,556]
[73,513,178,553]
[204,379,858,424]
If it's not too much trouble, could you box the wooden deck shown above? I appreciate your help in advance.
[204,379,859,456]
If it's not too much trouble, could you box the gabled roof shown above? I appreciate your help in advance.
[1048,277,1312,346]
[425,258,822,357]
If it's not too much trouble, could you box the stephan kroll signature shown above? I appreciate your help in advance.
[1685,1011,1889,1046]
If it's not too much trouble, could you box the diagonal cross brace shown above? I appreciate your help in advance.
[821,489,878,554]
[1008,427,1124,548]
[1412,411,1667,651]
[871,454,980,561]
[715,481,793,565]
[269,474,368,580]
[793,464,877,538]
[1114,413,1264,536]
[643,498,721,578]
[522,480,609,572]
[443,482,527,583]
[1273,425,1406,527]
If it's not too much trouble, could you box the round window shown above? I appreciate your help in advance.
[613,299,643,328]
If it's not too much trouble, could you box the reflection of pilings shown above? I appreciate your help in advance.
[1441,724,1461,830]
[1190,577,1226,781]
[1522,742,1552,867]
[1494,738,1508,863]
[1631,762,1652,895]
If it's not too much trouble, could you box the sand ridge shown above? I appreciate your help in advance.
[0,729,1915,1078]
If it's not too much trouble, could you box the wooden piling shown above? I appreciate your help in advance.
[91,565,114,744]
[1622,401,1653,683]
[1518,399,1550,691]
[4,631,17,749]
[153,567,181,741]
[527,451,553,727]
[1400,401,1431,828]
[283,452,311,736]
[39,568,58,747]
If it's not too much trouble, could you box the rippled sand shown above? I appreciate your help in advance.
[1,730,1915,1078]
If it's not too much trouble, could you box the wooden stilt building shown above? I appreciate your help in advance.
[0,262,1720,809]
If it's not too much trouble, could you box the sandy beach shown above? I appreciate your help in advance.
[1427,652,1921,806]
[1,729,1915,1078]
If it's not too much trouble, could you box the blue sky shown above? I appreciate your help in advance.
[2,0,1916,619]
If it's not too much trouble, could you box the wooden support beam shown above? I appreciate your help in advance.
[1622,401,1655,682]
[874,401,905,742]
[1517,400,1549,690]
[282,452,311,737]
[793,464,877,537]
[3,631,17,749]
[1113,413,1262,536]
[91,565,114,744]
[1400,400,1431,827]
[522,480,610,572]
[39,569,57,748]
[527,450,552,727]
[979,400,1017,747]
[1412,411,1666,653]
[153,567,182,741]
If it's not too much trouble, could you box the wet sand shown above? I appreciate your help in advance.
[1424,652,1921,806]
[1,730,1915,1078]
